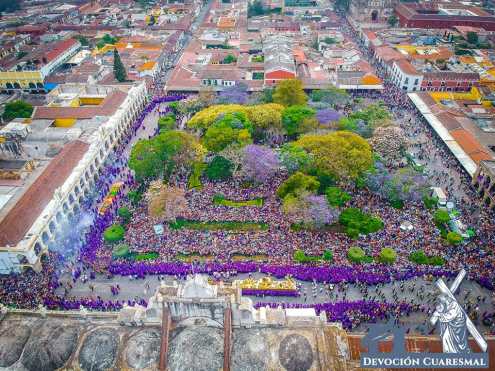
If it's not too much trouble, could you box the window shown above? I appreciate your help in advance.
[414,79,419,85]
[404,77,409,84]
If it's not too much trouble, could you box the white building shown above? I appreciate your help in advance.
[391,59,423,92]
[0,82,148,274]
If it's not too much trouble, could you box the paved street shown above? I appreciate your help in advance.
[57,269,493,333]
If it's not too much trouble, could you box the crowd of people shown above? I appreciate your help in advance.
[1,23,495,336]
[120,176,456,270]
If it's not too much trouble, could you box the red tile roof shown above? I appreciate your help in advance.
[363,30,377,41]
[396,59,419,75]
[374,46,405,62]
[450,128,492,163]
[32,90,127,120]
[0,140,89,247]
[44,38,79,63]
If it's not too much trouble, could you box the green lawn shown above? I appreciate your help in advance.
[169,219,269,232]
[188,162,206,189]
[213,194,264,207]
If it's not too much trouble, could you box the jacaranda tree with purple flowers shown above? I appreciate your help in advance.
[306,194,339,228]
[366,162,429,205]
[316,108,342,125]
[242,144,279,183]
[216,83,249,105]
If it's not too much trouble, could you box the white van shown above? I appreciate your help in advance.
[431,187,447,207]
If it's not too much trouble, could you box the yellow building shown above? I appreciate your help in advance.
[0,71,44,92]
[0,38,80,93]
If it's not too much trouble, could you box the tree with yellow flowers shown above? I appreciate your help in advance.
[295,131,373,180]
[272,79,308,107]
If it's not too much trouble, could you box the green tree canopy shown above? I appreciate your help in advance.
[202,112,252,152]
[118,207,133,224]
[248,0,264,17]
[128,137,165,181]
[434,209,450,226]
[311,87,349,106]
[158,114,176,132]
[129,130,204,182]
[467,31,478,45]
[339,207,384,238]
[73,35,89,46]
[309,169,337,194]
[322,250,333,261]
[205,155,233,181]
[222,54,237,64]
[325,186,351,207]
[0,0,21,12]
[387,15,398,27]
[187,103,284,132]
[277,172,319,199]
[260,87,274,103]
[348,102,392,129]
[446,231,462,245]
[334,0,350,12]
[282,105,316,137]
[279,143,313,174]
[378,247,397,264]
[347,246,366,263]
[2,100,33,121]
[295,131,373,180]
[272,79,308,107]
[103,224,125,243]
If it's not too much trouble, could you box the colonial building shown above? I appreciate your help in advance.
[395,2,495,31]
[472,160,495,209]
[349,0,398,24]
[391,59,423,92]
[263,35,296,85]
[1,274,494,370]
[0,38,81,94]
[0,82,148,274]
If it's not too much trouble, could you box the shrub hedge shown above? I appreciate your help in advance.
[409,250,445,266]
[446,231,463,245]
[188,162,206,189]
[293,249,333,263]
[213,194,263,207]
[378,247,397,264]
[325,186,351,207]
[347,246,366,263]
[104,224,125,243]
[118,207,132,224]
[339,208,384,239]
[169,219,269,232]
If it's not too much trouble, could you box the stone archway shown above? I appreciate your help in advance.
[371,9,379,21]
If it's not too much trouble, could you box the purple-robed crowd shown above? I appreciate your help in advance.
[107,261,455,287]
[255,300,414,330]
